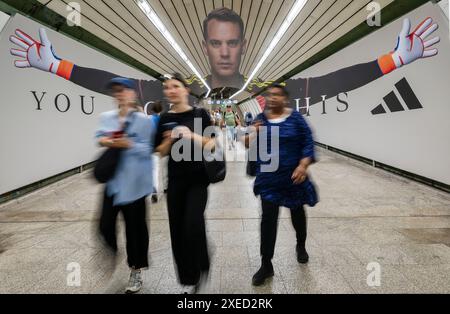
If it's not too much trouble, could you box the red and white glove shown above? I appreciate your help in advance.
[378,17,440,75]
[9,28,74,80]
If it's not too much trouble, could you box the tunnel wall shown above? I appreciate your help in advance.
[0,14,158,195]
[0,10,8,32]
[292,2,450,185]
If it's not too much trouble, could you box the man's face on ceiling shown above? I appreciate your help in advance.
[203,19,247,81]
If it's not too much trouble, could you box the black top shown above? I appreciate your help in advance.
[155,107,212,183]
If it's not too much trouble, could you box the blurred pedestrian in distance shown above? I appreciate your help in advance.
[149,101,163,203]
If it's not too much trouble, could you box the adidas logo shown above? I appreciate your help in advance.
[371,78,423,115]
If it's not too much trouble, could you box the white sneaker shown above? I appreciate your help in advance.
[125,269,143,294]
[195,271,210,294]
[182,285,197,294]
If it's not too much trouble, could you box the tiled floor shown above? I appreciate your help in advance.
[0,145,449,294]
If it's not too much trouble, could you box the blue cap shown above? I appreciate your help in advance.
[107,77,136,90]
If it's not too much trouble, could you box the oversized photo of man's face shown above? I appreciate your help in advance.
[202,8,247,90]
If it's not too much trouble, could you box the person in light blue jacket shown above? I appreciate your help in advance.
[95,77,154,294]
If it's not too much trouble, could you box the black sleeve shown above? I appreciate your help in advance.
[307,60,383,104]
[154,114,165,148]
[285,77,308,101]
[70,65,164,104]
[70,65,136,96]
[201,109,213,133]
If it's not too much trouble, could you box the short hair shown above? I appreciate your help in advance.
[269,83,289,98]
[163,73,188,88]
[151,101,163,114]
[203,7,245,40]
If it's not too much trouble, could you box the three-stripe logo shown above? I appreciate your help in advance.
[371,78,423,115]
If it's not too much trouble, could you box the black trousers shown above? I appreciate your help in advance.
[260,200,307,261]
[167,178,209,285]
[99,190,149,269]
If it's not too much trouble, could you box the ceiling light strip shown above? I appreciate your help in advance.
[231,0,308,99]
[136,0,211,98]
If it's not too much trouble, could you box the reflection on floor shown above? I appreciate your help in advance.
[0,144,449,294]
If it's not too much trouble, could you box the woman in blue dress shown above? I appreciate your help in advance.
[244,84,318,286]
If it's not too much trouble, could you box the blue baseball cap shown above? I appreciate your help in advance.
[107,77,136,90]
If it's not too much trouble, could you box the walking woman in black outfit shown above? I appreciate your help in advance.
[155,73,215,294]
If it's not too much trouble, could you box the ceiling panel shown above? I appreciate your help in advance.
[257,0,330,78]
[258,0,354,79]
[265,0,393,79]
[37,0,396,95]
[154,1,208,74]
[241,0,287,75]
[239,0,266,73]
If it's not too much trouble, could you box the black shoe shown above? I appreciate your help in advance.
[252,261,274,286]
[297,246,309,264]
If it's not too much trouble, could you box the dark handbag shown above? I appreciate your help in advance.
[246,138,257,177]
[246,159,257,177]
[204,152,227,183]
[93,113,135,183]
[93,148,122,183]
[195,108,226,184]
[246,122,259,177]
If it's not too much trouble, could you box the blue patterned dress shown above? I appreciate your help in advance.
[253,110,318,208]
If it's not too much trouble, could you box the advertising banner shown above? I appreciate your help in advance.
[0,14,158,195]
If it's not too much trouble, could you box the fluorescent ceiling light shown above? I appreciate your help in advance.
[230,0,308,99]
[136,0,211,98]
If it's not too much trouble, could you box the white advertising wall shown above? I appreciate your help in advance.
[0,11,9,33]
[439,0,449,20]
[0,14,157,195]
[295,2,450,184]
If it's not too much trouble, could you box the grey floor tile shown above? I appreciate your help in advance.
[400,264,450,293]
[220,266,287,294]
[279,264,354,294]
[1,147,449,294]
[212,246,250,267]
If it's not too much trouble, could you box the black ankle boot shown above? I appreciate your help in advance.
[297,245,309,264]
[252,260,274,286]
